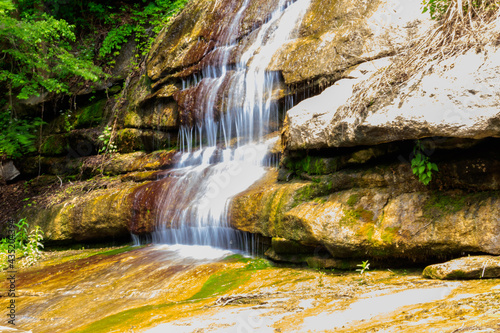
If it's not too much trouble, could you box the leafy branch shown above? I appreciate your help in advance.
[0,111,45,161]
[411,140,438,186]
[0,218,44,269]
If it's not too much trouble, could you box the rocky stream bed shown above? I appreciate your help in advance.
[2,245,499,333]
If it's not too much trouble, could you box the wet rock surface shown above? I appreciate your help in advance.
[7,246,500,333]
[424,256,500,280]
[231,170,500,262]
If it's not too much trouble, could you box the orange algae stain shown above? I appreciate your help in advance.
[11,246,500,333]
[14,246,227,333]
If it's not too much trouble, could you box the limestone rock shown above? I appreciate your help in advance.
[305,257,359,270]
[147,0,280,80]
[230,170,500,261]
[146,0,430,117]
[423,256,500,280]
[0,161,20,182]
[23,174,178,241]
[285,45,500,150]
[270,0,430,84]
[18,150,177,178]
[24,183,141,242]
[115,128,176,153]
[100,150,177,175]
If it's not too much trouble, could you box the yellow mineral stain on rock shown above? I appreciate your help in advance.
[8,245,500,333]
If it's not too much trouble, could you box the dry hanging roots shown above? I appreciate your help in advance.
[406,0,500,67]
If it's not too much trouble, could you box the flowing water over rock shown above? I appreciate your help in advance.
[147,0,312,251]
[10,246,500,333]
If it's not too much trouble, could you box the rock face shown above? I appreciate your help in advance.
[145,0,430,125]
[284,45,500,150]
[11,0,500,267]
[230,168,500,262]
[423,256,500,280]
[265,7,500,263]
[0,161,20,182]
[23,176,178,242]
[148,0,429,83]
[20,151,178,242]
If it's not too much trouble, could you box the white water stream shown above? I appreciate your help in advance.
[146,0,311,251]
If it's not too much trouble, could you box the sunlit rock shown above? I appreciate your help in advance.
[423,256,500,280]
[285,45,500,150]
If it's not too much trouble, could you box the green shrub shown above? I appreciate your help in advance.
[99,24,135,58]
[422,0,450,19]
[98,125,117,154]
[0,218,44,269]
[0,111,44,161]
[422,0,499,20]
[411,140,438,185]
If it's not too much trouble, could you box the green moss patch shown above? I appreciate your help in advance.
[292,181,333,207]
[347,193,360,207]
[381,227,399,244]
[423,192,466,217]
[339,207,374,227]
[285,155,340,176]
[96,245,143,256]
[40,134,69,155]
[69,302,179,333]
[189,258,272,301]
[75,99,106,128]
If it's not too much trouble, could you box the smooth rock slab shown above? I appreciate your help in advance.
[284,44,500,150]
[423,256,500,280]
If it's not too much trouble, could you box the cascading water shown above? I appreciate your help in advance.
[147,0,311,253]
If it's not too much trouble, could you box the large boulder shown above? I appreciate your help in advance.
[269,0,430,85]
[423,256,500,280]
[284,44,500,150]
[24,183,141,242]
[18,150,178,242]
[22,175,177,242]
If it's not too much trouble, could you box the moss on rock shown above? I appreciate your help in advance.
[40,135,70,156]
[75,99,106,129]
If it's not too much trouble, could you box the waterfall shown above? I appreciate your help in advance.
[147,0,311,252]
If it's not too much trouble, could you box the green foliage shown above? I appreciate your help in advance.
[0,218,44,268]
[411,141,438,185]
[99,24,134,58]
[62,110,75,132]
[0,8,103,101]
[422,0,450,19]
[0,111,44,160]
[422,0,499,20]
[356,260,370,274]
[0,0,189,159]
[0,0,14,13]
[98,0,189,64]
[98,125,117,154]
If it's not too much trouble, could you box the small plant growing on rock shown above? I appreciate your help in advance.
[422,0,450,20]
[98,125,117,154]
[411,141,438,186]
[356,260,370,274]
